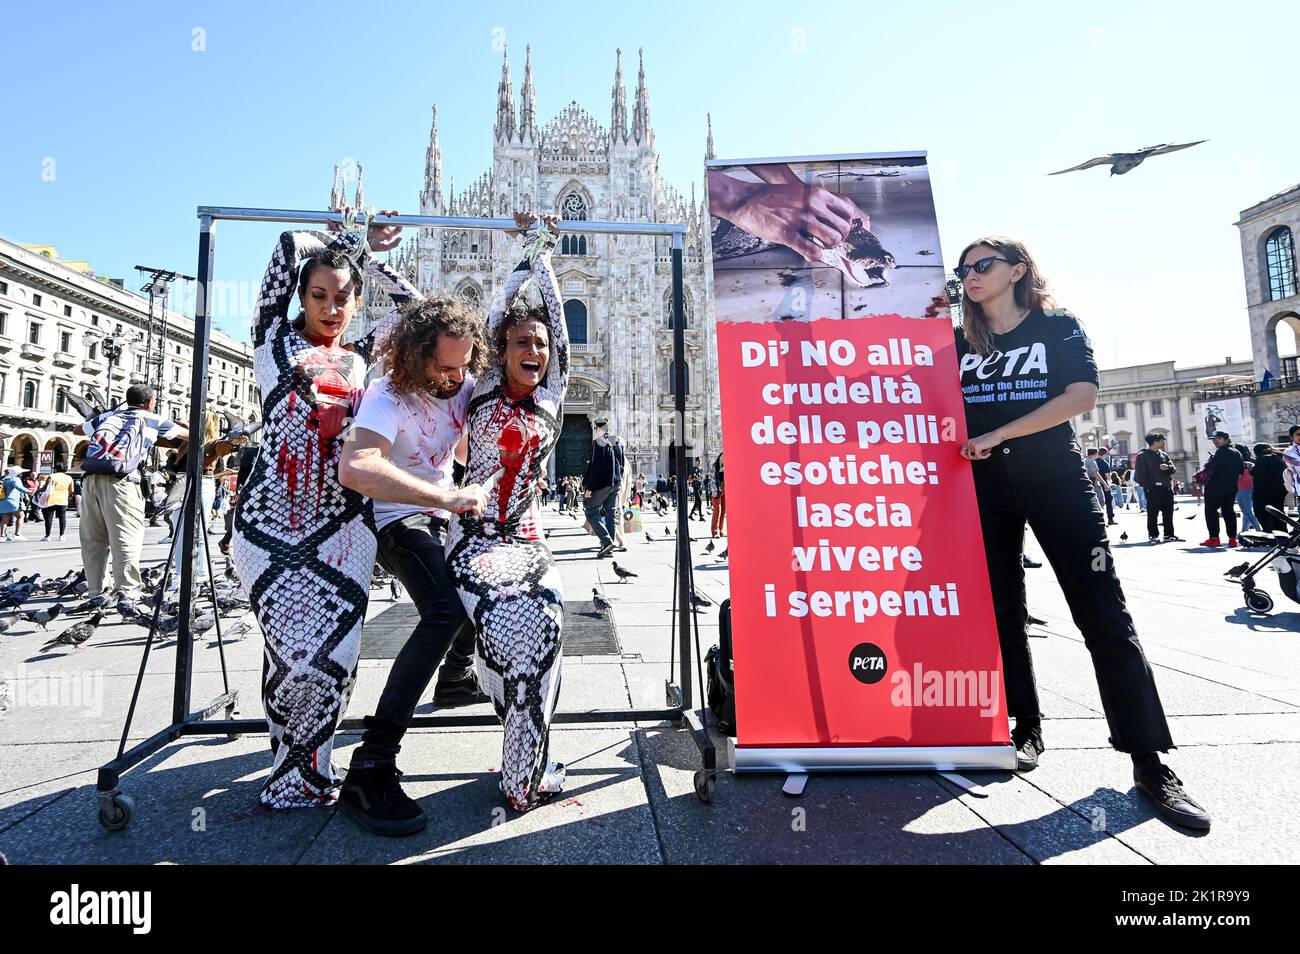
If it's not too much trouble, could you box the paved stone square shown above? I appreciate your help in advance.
[1,497,1297,864]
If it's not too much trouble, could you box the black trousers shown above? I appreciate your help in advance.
[351,514,476,768]
[1203,486,1238,540]
[1255,491,1288,533]
[973,442,1174,754]
[42,505,68,537]
[1144,484,1174,539]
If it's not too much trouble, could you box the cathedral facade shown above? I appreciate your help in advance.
[342,46,720,481]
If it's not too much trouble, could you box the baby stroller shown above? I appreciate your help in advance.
[1231,505,1300,614]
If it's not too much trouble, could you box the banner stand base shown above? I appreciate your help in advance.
[729,739,1017,773]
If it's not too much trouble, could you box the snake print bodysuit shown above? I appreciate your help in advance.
[446,231,569,812]
[233,230,418,809]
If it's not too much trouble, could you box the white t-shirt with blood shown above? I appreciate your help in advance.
[351,372,474,530]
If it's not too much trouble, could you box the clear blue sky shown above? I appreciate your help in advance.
[2,0,1294,369]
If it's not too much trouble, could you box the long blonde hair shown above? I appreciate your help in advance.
[958,236,1055,355]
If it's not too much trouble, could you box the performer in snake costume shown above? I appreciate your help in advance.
[234,215,416,809]
[446,212,569,812]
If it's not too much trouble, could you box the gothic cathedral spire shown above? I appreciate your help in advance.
[421,104,443,213]
[706,112,715,160]
[329,163,341,209]
[610,48,627,144]
[519,44,537,142]
[632,47,651,145]
[494,43,516,144]
[354,161,365,209]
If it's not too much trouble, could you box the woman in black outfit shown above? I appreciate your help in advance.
[1251,443,1288,534]
[955,236,1210,831]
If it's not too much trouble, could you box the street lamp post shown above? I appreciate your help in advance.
[83,328,142,408]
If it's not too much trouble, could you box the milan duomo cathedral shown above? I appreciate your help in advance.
[335,45,721,480]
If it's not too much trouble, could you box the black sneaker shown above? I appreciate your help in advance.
[1011,724,1044,772]
[338,764,426,836]
[596,543,615,559]
[1021,555,1043,569]
[433,667,490,707]
[1148,536,1160,543]
[1163,535,1183,542]
[1134,762,1211,831]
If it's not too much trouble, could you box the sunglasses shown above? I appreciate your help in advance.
[954,256,1014,280]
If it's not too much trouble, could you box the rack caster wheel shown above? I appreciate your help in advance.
[1246,590,1274,614]
[98,792,135,832]
[693,770,716,804]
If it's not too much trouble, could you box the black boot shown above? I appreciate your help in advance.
[1011,721,1044,772]
[432,667,489,707]
[338,763,426,836]
[1132,755,1211,831]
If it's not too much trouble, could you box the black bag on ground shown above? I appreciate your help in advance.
[705,598,736,736]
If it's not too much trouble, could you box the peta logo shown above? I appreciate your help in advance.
[958,344,1048,380]
[49,884,151,934]
[848,643,888,684]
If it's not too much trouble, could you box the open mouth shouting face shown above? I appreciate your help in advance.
[502,318,550,396]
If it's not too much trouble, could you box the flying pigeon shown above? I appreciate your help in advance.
[84,385,110,412]
[19,604,64,630]
[41,612,104,653]
[611,561,638,583]
[1049,141,1206,177]
[58,387,103,420]
[221,410,263,441]
[591,589,614,615]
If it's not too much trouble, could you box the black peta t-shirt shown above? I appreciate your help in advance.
[955,308,1098,447]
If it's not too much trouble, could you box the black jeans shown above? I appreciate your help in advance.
[1203,486,1238,540]
[350,514,476,768]
[973,441,1174,754]
[1255,491,1288,533]
[1143,484,1174,539]
[42,505,67,537]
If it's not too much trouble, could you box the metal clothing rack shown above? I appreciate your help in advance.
[94,206,717,830]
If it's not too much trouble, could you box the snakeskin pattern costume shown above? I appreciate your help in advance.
[446,231,569,812]
[234,230,418,809]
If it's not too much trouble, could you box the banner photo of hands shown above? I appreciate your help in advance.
[707,153,1015,772]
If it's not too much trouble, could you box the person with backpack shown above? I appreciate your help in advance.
[79,385,187,605]
[1252,443,1288,534]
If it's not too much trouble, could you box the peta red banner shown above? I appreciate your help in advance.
[707,153,1010,756]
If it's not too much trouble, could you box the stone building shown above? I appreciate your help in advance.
[345,45,719,479]
[0,236,259,473]
[1227,182,1300,442]
[1070,357,1254,481]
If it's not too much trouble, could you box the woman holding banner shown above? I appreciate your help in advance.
[954,236,1210,831]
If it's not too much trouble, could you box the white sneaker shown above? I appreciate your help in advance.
[11,534,24,541]
[58,534,65,541]
[41,536,49,542]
